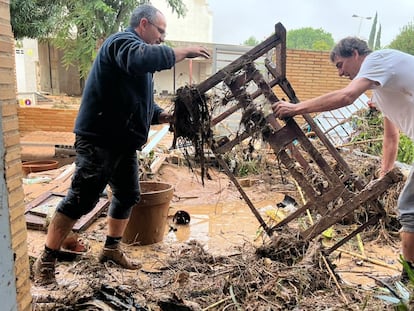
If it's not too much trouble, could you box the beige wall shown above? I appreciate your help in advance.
[0,0,32,310]
[38,41,82,96]
[154,58,212,95]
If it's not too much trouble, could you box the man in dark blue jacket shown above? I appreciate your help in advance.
[33,3,210,286]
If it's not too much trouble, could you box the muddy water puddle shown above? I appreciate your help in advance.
[165,198,284,250]
[119,198,285,273]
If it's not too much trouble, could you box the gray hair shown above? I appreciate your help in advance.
[330,37,372,62]
[130,4,160,28]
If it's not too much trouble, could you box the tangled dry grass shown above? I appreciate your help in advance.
[31,234,394,310]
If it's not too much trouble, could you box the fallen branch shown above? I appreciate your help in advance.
[338,137,383,148]
[229,285,243,311]
[335,248,400,271]
[201,297,232,311]
[321,255,349,304]
[356,233,366,257]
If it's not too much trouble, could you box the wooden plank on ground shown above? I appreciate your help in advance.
[25,191,109,232]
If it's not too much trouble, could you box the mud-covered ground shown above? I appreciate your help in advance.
[23,95,411,310]
[25,136,409,310]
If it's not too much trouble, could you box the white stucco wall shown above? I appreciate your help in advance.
[15,38,38,93]
[151,0,213,43]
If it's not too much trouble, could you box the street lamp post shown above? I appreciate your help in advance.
[352,14,372,36]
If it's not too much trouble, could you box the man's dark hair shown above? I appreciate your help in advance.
[130,4,160,28]
[330,37,372,62]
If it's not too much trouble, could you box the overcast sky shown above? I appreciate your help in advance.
[207,0,414,46]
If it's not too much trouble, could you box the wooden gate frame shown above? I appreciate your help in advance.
[179,23,403,254]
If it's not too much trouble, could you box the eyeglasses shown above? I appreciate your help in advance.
[335,62,343,69]
[147,20,166,38]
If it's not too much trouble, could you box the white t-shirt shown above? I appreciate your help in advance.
[355,49,414,140]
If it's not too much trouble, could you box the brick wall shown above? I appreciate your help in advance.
[285,49,349,100]
[18,107,77,132]
[0,0,32,310]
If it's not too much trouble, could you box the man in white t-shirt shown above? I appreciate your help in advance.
[272,37,414,281]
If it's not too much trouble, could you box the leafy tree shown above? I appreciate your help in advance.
[243,36,259,46]
[286,27,334,51]
[10,0,187,79]
[374,24,381,50]
[10,0,62,39]
[389,22,414,55]
[367,12,382,50]
[368,12,377,49]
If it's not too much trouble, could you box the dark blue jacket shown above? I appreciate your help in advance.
[74,27,176,150]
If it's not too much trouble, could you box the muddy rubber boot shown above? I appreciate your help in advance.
[98,245,142,270]
[33,251,57,286]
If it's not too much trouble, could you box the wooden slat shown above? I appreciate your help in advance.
[25,191,109,232]
[301,167,403,240]
[196,23,284,93]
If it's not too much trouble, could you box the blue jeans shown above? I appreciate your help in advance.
[57,136,140,220]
